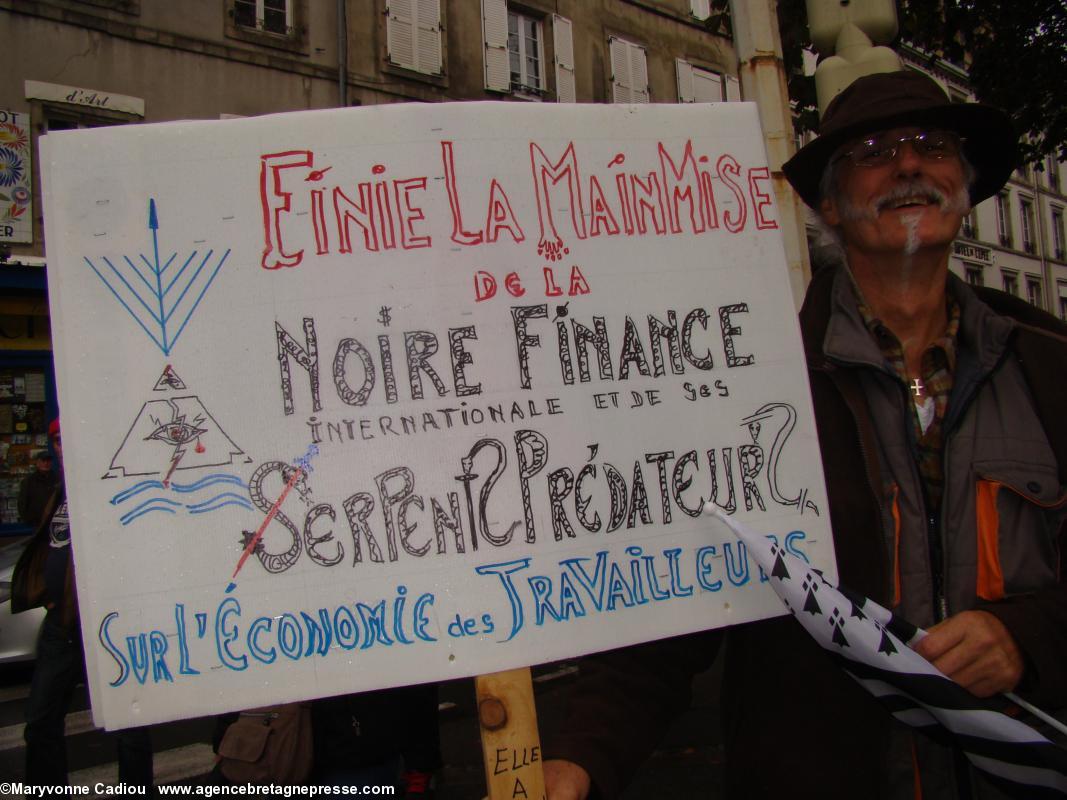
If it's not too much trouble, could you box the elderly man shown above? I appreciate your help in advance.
[544,71,1067,799]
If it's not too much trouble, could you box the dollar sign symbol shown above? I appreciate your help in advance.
[378,305,392,326]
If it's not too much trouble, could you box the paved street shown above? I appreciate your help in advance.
[0,657,724,798]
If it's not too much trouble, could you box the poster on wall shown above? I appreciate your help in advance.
[0,109,32,244]
[40,101,834,729]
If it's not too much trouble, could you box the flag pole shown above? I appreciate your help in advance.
[1006,693,1067,739]
[476,667,547,800]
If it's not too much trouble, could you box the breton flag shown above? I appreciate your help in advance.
[704,504,1067,798]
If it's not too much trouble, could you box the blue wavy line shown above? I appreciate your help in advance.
[185,492,251,511]
[170,473,245,492]
[120,504,178,526]
[110,480,165,505]
[123,496,182,516]
[188,498,254,515]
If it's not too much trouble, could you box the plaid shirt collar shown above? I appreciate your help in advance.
[855,293,961,383]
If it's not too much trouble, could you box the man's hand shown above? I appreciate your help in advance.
[544,759,592,800]
[913,610,1024,697]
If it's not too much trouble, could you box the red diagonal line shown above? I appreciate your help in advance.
[230,467,302,582]
[162,448,185,488]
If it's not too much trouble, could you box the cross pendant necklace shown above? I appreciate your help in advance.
[910,377,925,397]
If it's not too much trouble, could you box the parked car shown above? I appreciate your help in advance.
[0,537,45,663]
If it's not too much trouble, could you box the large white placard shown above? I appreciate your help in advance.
[40,102,834,729]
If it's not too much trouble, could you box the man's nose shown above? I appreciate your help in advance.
[892,139,925,174]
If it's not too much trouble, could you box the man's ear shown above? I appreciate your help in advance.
[820,196,840,227]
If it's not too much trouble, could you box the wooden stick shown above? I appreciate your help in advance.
[476,667,547,800]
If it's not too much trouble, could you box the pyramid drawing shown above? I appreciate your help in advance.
[153,364,187,391]
[106,378,250,478]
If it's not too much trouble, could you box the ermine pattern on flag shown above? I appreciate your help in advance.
[704,504,1067,798]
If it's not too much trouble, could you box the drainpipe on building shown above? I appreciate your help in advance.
[729,0,812,308]
[338,0,349,107]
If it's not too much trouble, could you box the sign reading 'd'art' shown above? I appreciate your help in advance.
[40,102,834,729]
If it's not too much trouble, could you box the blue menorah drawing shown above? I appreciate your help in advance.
[84,198,230,356]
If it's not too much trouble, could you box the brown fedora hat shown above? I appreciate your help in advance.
[783,70,1017,209]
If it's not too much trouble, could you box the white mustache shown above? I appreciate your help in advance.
[873,180,949,212]
[838,179,970,222]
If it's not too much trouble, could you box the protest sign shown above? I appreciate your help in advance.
[40,101,835,729]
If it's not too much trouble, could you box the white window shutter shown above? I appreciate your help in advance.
[693,67,723,103]
[630,41,649,103]
[676,58,695,102]
[481,0,509,91]
[725,74,741,102]
[690,0,712,20]
[553,14,576,103]
[610,37,631,103]
[386,0,416,71]
[415,0,442,75]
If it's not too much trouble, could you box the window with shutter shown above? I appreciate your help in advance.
[482,0,509,91]
[1052,207,1065,260]
[676,59,724,103]
[629,41,649,103]
[610,36,647,104]
[387,0,442,75]
[415,0,442,75]
[1026,277,1044,309]
[1002,270,1019,296]
[610,37,631,103]
[995,192,1013,247]
[694,68,723,102]
[1020,197,1036,253]
[725,74,741,102]
[387,0,416,70]
[676,59,694,102]
[553,14,575,103]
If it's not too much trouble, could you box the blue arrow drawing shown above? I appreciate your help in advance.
[84,199,230,356]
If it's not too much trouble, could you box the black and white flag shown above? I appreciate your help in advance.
[705,504,1067,798]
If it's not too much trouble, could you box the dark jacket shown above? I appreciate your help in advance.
[18,469,59,526]
[545,266,1067,799]
[12,486,78,629]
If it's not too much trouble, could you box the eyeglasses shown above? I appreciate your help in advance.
[833,129,963,168]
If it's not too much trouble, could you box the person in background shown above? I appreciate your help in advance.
[17,449,58,526]
[12,419,155,788]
